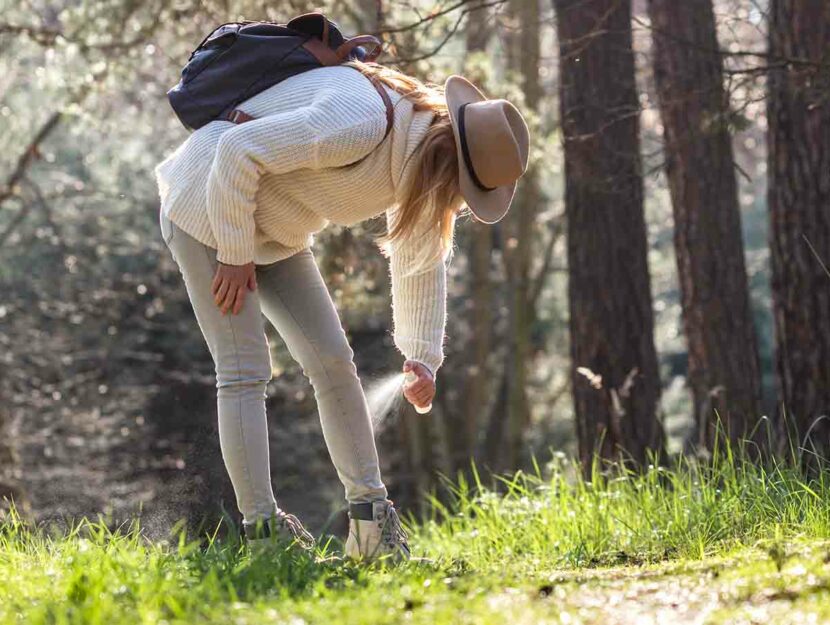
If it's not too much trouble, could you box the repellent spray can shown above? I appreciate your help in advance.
[404,371,432,415]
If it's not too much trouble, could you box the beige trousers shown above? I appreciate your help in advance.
[160,211,388,525]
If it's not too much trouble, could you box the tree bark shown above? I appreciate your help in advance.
[647,0,762,451]
[354,0,383,33]
[501,0,541,469]
[768,0,830,462]
[452,0,496,473]
[454,223,494,469]
[554,0,665,469]
[0,402,25,517]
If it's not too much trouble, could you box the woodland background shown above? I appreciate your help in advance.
[0,0,828,535]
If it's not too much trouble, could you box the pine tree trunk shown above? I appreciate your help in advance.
[554,0,665,469]
[768,0,830,461]
[647,0,762,451]
[0,402,25,517]
[453,1,496,473]
[503,0,541,469]
[455,223,494,469]
[355,0,383,32]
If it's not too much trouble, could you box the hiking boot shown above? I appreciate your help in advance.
[243,509,315,551]
[344,499,411,562]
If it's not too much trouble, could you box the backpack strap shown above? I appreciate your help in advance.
[228,109,256,124]
[302,34,383,66]
[302,37,340,66]
[226,70,394,166]
[336,36,382,62]
[334,71,393,168]
[287,12,333,46]
[364,72,394,141]
[229,72,393,134]
[227,73,392,134]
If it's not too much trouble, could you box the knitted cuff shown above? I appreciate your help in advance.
[216,242,254,266]
[396,336,443,377]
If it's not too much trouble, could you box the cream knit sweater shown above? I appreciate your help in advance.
[155,65,450,374]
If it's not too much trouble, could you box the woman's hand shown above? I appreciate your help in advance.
[211,262,257,315]
[402,360,435,411]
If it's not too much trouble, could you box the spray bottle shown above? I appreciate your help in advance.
[404,371,432,415]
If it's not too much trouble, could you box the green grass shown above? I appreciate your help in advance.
[2,452,830,624]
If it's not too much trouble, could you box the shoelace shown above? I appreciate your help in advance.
[276,511,316,550]
[379,505,409,549]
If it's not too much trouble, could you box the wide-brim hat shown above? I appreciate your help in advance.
[445,75,530,224]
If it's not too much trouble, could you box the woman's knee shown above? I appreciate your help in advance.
[214,349,273,390]
[301,340,358,386]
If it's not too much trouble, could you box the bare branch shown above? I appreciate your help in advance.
[529,215,564,314]
[0,22,60,45]
[24,177,67,252]
[632,14,828,71]
[0,198,31,248]
[394,9,467,64]
[0,112,62,207]
[379,0,505,36]
[0,0,187,53]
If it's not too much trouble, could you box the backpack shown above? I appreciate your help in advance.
[167,12,394,155]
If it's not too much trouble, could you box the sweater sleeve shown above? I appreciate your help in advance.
[386,207,450,376]
[206,92,387,265]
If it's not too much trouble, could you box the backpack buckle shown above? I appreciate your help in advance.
[228,109,255,124]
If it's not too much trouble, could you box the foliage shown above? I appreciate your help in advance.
[0,0,789,525]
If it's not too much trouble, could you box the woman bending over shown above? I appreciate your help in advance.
[155,59,530,561]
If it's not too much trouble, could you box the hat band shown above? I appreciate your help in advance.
[458,103,496,193]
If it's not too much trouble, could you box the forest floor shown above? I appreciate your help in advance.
[2,534,829,625]
[2,454,830,624]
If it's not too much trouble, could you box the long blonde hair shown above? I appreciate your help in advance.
[346,59,466,274]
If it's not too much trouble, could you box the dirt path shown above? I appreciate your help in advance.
[531,544,830,624]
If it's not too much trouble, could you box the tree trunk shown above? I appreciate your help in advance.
[482,367,511,468]
[454,223,494,470]
[0,402,25,518]
[647,0,762,451]
[502,0,541,469]
[768,0,830,462]
[397,405,446,519]
[554,0,665,469]
[451,0,496,473]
